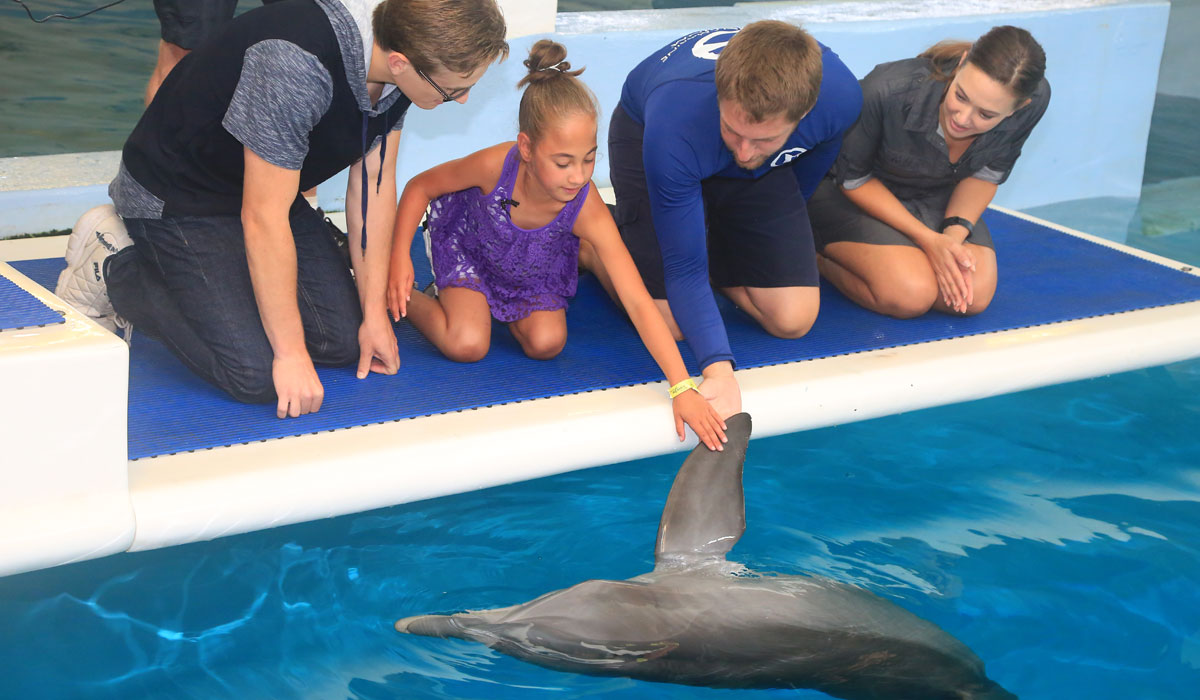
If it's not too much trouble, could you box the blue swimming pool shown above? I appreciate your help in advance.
[1,353,1197,699]
[3,2,1198,697]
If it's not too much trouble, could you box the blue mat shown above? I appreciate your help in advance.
[11,210,1200,460]
[0,275,63,331]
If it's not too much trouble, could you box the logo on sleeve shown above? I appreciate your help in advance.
[691,30,738,61]
[771,147,808,167]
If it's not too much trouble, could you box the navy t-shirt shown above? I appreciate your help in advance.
[618,28,862,370]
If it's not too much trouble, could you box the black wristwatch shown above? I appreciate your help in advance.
[941,216,974,234]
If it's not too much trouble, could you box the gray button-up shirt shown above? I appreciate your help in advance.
[833,57,1050,202]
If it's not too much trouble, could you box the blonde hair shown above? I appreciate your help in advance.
[714,21,822,123]
[920,26,1046,101]
[373,0,509,76]
[517,39,598,142]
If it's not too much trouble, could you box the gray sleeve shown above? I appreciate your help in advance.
[841,173,874,190]
[832,69,884,189]
[222,40,333,170]
[975,79,1052,186]
[970,166,1007,185]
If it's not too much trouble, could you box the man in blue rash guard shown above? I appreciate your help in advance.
[583,21,861,416]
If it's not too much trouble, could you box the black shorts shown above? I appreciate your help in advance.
[607,104,819,300]
[808,177,994,251]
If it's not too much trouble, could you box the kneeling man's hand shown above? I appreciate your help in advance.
[274,353,324,419]
[357,312,401,379]
[699,361,742,419]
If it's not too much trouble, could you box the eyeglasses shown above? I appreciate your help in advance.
[415,66,471,103]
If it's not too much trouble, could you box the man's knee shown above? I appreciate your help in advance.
[311,332,359,367]
[761,305,819,339]
[750,287,819,339]
[219,357,276,404]
[304,299,362,366]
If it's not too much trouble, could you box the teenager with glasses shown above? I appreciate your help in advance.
[54,0,509,419]
[415,65,473,103]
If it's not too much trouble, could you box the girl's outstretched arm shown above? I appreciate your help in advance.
[387,142,513,321]
[573,186,728,451]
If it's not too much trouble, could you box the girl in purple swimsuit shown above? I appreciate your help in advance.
[386,40,727,450]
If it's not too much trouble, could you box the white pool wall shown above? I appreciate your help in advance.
[343,0,1169,213]
[0,0,1170,237]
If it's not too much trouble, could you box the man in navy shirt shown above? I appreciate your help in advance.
[585,21,861,416]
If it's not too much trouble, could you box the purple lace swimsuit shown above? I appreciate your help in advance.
[427,145,589,323]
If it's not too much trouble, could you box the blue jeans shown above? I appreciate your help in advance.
[106,202,361,403]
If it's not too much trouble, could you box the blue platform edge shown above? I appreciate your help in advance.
[11,210,1200,460]
[0,275,64,331]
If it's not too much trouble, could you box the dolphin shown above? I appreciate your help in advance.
[396,413,1016,699]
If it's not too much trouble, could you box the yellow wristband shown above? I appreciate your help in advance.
[668,378,699,399]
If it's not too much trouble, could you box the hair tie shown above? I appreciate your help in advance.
[539,61,566,73]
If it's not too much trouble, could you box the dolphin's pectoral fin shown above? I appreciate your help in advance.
[396,614,468,639]
[494,637,681,669]
[577,639,680,664]
[472,621,683,668]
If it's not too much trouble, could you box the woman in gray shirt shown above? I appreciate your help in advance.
[809,26,1048,317]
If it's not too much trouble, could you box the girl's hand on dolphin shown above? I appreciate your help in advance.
[674,390,727,451]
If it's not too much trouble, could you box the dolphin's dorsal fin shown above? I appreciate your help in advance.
[654,413,752,568]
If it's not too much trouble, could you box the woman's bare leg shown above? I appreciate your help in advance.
[819,241,940,318]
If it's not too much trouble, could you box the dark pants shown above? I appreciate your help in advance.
[106,202,361,403]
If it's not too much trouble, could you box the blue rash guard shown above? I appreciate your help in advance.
[618,28,862,370]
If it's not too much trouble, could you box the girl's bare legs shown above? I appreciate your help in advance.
[405,286,493,362]
[509,309,567,360]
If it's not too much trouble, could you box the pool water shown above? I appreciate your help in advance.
[3,2,1199,698]
[0,356,1197,699]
